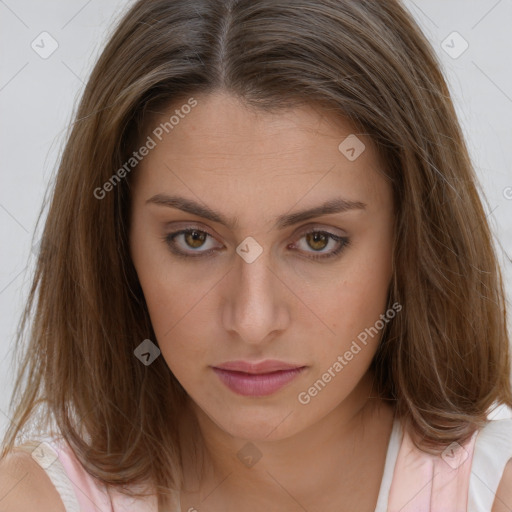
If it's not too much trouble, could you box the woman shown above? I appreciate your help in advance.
[1,0,511,510]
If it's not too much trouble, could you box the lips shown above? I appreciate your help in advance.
[211,360,307,396]
[213,359,304,374]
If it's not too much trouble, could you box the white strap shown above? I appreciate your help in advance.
[374,417,403,512]
[468,418,512,512]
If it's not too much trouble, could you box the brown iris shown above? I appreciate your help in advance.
[306,232,328,251]
[185,230,207,248]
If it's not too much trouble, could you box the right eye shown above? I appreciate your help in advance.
[163,228,222,258]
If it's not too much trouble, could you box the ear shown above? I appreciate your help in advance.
[492,458,512,512]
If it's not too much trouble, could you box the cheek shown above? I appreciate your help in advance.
[337,261,391,330]
[138,273,207,352]
[301,255,393,408]
[318,235,393,357]
[129,225,201,367]
[139,277,210,387]
[132,261,217,385]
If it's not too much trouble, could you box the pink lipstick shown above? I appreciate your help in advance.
[211,360,306,397]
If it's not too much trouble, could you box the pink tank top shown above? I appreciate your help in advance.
[18,416,512,511]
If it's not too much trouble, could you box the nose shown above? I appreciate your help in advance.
[222,245,290,345]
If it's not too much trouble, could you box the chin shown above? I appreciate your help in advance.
[200,401,309,442]
[219,419,295,442]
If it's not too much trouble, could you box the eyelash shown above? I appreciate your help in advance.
[162,227,350,261]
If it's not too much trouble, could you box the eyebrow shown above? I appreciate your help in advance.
[145,194,366,230]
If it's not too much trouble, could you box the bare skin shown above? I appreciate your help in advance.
[129,91,397,511]
[178,377,396,512]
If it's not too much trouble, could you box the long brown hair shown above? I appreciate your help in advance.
[2,0,511,508]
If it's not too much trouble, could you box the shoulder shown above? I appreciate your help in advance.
[470,416,512,512]
[492,457,512,512]
[0,447,66,512]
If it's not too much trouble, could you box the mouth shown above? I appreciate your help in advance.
[211,360,307,397]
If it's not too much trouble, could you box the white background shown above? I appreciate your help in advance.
[1,0,511,437]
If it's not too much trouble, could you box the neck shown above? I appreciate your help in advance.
[179,371,396,511]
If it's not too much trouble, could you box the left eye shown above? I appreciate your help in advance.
[163,228,349,260]
[291,230,349,260]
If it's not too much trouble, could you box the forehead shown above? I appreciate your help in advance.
[132,91,390,218]
[142,92,367,160]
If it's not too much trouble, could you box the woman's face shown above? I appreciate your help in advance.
[129,91,395,441]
